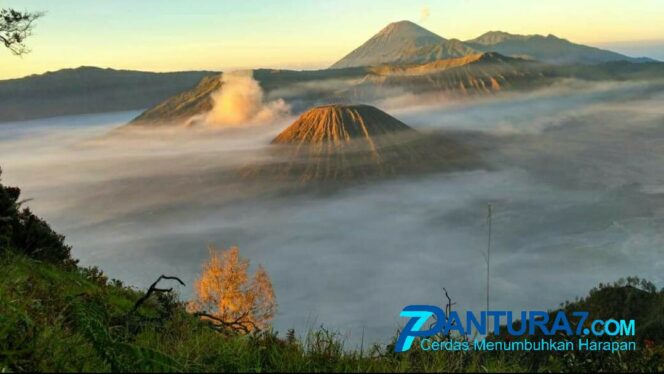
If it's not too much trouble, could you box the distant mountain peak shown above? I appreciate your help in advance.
[329,21,447,69]
[383,20,418,28]
[467,31,529,45]
[376,20,444,40]
[464,31,646,64]
[469,30,567,44]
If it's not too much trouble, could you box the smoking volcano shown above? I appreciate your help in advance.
[244,104,477,185]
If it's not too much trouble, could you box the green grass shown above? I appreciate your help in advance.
[2,251,663,372]
[0,252,515,372]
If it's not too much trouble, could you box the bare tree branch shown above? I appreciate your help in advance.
[193,310,259,334]
[130,275,185,315]
[1,8,43,55]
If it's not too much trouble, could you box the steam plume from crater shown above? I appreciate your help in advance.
[203,70,290,127]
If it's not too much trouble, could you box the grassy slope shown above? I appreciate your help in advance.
[0,254,409,372]
[0,251,528,372]
[2,251,664,372]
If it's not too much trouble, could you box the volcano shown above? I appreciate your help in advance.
[272,104,414,145]
[242,104,476,185]
[329,20,648,69]
[330,20,477,69]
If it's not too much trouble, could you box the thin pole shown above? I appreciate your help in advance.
[486,204,492,312]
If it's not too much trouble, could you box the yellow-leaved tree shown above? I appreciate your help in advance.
[189,245,276,333]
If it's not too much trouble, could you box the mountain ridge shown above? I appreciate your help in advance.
[126,53,537,127]
[465,32,655,65]
[330,20,457,69]
[330,21,653,68]
[0,66,217,123]
[125,52,664,128]
[366,52,525,75]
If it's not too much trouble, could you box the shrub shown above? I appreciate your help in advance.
[188,245,276,333]
[0,167,75,267]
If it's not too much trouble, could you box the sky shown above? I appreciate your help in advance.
[1,0,663,79]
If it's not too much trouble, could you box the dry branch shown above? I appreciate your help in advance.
[130,275,185,315]
[193,311,259,334]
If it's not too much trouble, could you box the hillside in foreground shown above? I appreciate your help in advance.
[2,246,663,372]
[2,167,664,372]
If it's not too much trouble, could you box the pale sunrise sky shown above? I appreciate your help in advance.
[1,0,663,79]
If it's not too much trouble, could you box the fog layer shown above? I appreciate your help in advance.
[1,80,663,345]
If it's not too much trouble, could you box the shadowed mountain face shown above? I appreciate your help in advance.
[125,68,370,127]
[466,31,654,65]
[128,74,222,126]
[0,67,216,123]
[244,105,477,185]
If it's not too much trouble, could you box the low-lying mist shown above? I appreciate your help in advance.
[1,80,663,346]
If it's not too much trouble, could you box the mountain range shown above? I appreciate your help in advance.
[1,20,661,124]
[127,53,664,128]
[123,21,664,128]
[0,67,216,123]
[330,21,653,68]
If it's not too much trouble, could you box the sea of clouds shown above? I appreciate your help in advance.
[1,79,663,345]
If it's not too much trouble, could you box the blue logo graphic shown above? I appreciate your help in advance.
[395,305,446,352]
[395,305,635,352]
